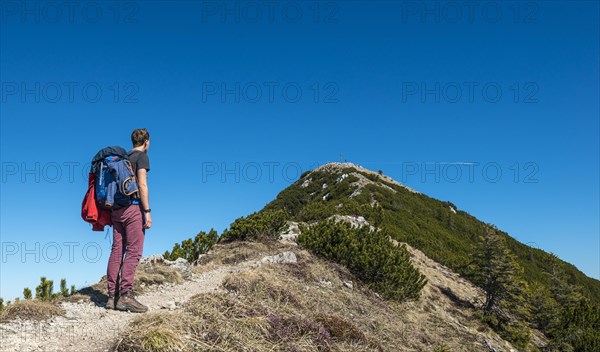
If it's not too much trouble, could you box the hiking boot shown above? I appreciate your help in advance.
[115,291,148,313]
[105,295,116,310]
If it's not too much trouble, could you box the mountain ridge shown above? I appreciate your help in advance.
[262,161,600,301]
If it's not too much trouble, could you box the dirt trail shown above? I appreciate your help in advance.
[0,261,255,352]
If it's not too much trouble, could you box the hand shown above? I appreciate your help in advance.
[143,212,152,229]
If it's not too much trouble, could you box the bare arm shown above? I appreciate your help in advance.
[137,168,150,210]
[137,168,152,228]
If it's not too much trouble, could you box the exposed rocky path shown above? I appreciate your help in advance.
[0,260,257,352]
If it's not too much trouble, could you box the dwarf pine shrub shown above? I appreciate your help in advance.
[60,279,69,297]
[23,288,32,300]
[25,278,72,301]
[35,277,55,300]
[164,229,218,263]
[35,278,44,300]
[219,210,289,243]
[297,220,427,302]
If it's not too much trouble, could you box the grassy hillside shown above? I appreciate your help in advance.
[262,163,600,303]
[114,241,527,352]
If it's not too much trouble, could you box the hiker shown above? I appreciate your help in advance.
[105,128,152,313]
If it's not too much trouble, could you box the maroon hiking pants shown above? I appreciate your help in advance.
[107,204,145,296]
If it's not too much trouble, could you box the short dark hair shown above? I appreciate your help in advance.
[131,128,150,147]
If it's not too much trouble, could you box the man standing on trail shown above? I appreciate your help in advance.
[105,128,153,313]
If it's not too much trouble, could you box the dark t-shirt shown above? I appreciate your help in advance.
[128,150,150,176]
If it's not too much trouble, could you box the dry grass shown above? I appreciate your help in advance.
[192,240,296,274]
[135,263,184,289]
[113,312,199,352]
[113,240,537,351]
[0,300,65,322]
[114,247,389,351]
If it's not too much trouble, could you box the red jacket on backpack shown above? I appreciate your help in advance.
[82,172,112,231]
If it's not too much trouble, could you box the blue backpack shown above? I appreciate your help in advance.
[91,146,139,210]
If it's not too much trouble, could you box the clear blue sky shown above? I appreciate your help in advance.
[1,1,598,300]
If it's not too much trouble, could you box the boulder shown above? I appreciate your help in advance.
[257,251,297,266]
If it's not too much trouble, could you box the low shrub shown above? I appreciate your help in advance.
[163,229,218,263]
[219,210,289,243]
[297,220,426,302]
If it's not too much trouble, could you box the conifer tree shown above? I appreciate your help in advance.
[547,253,584,311]
[468,225,530,347]
[539,253,596,351]
[528,281,559,332]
